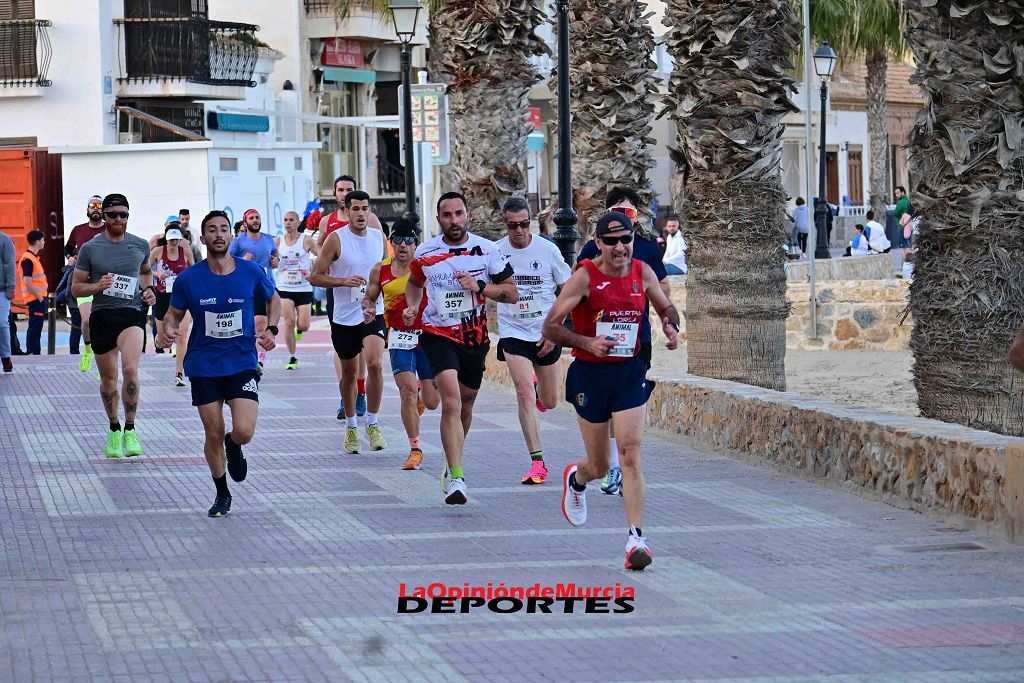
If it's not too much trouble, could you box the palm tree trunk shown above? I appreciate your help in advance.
[865,48,889,218]
[433,0,549,240]
[555,0,658,236]
[662,0,800,391]
[426,11,459,193]
[905,0,1024,435]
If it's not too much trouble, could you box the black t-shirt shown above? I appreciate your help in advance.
[21,257,33,278]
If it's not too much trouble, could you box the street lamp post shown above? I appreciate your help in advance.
[812,41,837,260]
[551,0,580,267]
[389,0,421,228]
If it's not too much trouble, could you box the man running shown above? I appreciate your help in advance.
[403,192,519,504]
[275,210,319,370]
[311,190,388,454]
[150,222,195,385]
[71,194,156,458]
[544,211,680,570]
[495,196,570,485]
[229,208,278,373]
[362,218,439,470]
[64,195,106,370]
[159,210,281,517]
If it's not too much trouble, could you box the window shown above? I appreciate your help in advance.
[0,0,44,85]
[318,84,359,194]
[220,157,238,171]
[258,157,275,171]
[294,156,303,171]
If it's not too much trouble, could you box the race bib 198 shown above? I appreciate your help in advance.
[596,321,639,357]
[388,329,420,350]
[512,294,540,319]
[103,274,138,300]
[205,309,243,339]
[439,289,473,319]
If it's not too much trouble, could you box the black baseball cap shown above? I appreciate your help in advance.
[102,193,129,210]
[389,218,419,240]
[595,211,633,236]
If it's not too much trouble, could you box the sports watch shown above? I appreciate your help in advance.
[266,325,279,336]
[475,279,487,294]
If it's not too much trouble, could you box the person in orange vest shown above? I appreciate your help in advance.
[17,230,48,355]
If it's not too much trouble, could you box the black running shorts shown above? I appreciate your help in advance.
[420,332,489,391]
[88,307,148,356]
[190,369,260,407]
[497,336,562,367]
[278,290,313,307]
[330,315,386,360]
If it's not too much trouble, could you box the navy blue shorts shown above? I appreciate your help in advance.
[566,356,654,423]
[190,369,260,407]
[389,346,434,380]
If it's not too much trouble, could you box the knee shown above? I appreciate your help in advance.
[121,365,139,381]
[398,385,417,405]
[366,355,383,374]
[619,447,641,470]
[441,394,462,415]
[514,383,534,407]
[231,425,255,444]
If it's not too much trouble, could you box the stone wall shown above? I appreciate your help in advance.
[786,253,896,283]
[482,348,1024,542]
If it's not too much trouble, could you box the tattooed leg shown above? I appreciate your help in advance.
[95,348,121,421]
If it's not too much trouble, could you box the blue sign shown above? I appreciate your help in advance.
[207,112,270,133]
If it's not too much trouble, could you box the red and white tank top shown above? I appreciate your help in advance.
[324,211,349,238]
[156,244,188,294]
[570,259,646,363]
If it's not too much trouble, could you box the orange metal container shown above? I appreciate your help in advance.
[0,148,64,295]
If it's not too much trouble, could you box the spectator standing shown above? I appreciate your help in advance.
[792,198,810,254]
[663,216,688,275]
[0,229,16,372]
[17,230,48,355]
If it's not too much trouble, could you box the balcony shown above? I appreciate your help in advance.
[304,0,425,44]
[0,19,53,90]
[113,17,260,100]
[304,0,375,15]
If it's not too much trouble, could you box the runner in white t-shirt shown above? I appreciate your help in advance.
[495,196,571,486]
[275,210,319,370]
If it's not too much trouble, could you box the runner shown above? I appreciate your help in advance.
[229,209,278,374]
[361,218,439,470]
[275,210,319,369]
[543,211,680,570]
[310,190,388,454]
[71,194,157,458]
[318,176,383,419]
[150,222,195,385]
[159,210,281,517]
[64,195,106,371]
[495,196,571,485]
[403,192,519,504]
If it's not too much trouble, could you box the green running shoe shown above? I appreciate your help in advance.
[285,356,298,370]
[366,424,386,451]
[79,344,94,373]
[104,429,123,458]
[123,429,143,457]
[295,329,305,341]
[344,426,360,454]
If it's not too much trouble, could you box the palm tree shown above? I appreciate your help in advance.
[810,0,906,218]
[661,0,801,391]
[905,1,1024,436]
[553,0,658,236]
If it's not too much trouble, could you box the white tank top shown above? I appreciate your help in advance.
[276,233,313,293]
[329,226,385,325]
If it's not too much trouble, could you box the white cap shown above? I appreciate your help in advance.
[165,229,184,240]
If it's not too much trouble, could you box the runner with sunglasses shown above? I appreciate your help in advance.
[576,186,669,496]
[495,196,571,485]
[362,219,440,470]
[544,211,681,570]
[71,194,157,458]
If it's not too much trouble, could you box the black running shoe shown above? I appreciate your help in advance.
[208,493,231,517]
[225,432,247,482]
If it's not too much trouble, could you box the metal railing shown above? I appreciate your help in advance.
[0,19,53,87]
[304,0,376,15]
[377,155,406,195]
[113,17,260,87]
[115,103,207,143]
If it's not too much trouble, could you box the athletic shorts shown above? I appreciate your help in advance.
[389,346,434,379]
[254,296,268,317]
[153,293,172,321]
[640,342,652,371]
[76,295,94,305]
[566,355,654,424]
[420,332,488,391]
[497,336,562,367]
[190,369,260,407]
[278,290,313,307]
[331,315,385,360]
[88,307,148,356]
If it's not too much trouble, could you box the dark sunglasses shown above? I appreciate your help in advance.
[599,233,633,246]
[390,236,417,245]
[104,211,129,220]
[506,220,531,231]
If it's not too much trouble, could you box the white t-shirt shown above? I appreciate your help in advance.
[495,235,571,342]
[664,231,687,272]
[865,220,890,252]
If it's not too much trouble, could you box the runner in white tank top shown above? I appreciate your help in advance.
[310,191,389,455]
[274,211,319,369]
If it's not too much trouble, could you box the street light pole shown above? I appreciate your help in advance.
[813,77,831,259]
[551,0,579,267]
[399,42,418,227]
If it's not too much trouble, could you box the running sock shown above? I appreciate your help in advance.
[345,416,358,429]
[530,450,544,462]
[409,436,421,449]
[357,378,366,394]
[366,412,379,426]
[569,472,586,492]
[124,421,135,432]
[450,465,464,479]
[630,526,643,538]
[609,438,621,469]
[110,420,121,432]
[84,342,91,351]
[213,474,229,497]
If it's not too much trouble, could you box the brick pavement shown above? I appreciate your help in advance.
[3,338,1024,682]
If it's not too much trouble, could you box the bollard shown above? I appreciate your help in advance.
[47,294,56,355]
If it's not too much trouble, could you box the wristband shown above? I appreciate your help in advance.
[266,325,279,336]
[476,279,487,294]
[667,322,680,332]
[145,285,157,295]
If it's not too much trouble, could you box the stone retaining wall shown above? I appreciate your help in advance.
[786,253,896,282]
[483,347,1024,542]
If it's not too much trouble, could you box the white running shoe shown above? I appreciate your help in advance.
[445,478,468,505]
[561,464,587,526]
[625,533,653,571]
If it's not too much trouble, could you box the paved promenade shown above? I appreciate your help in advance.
[3,337,1024,681]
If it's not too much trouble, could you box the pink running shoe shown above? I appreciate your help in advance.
[521,459,548,485]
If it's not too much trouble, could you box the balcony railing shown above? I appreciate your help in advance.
[0,19,53,87]
[304,0,375,15]
[113,17,260,87]
[115,103,207,143]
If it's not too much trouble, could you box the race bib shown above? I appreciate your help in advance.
[350,282,368,303]
[205,309,242,339]
[103,274,138,300]
[164,275,176,293]
[596,321,639,357]
[283,269,304,286]
[439,289,474,319]
[388,329,420,350]
[512,294,540,319]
